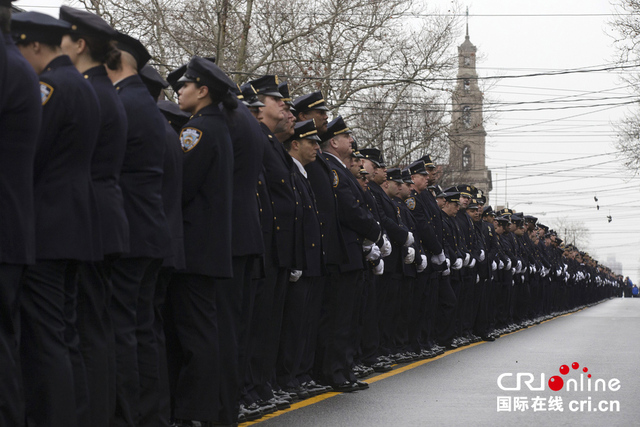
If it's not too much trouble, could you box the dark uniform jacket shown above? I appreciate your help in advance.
[368,181,409,274]
[84,65,129,257]
[116,74,171,259]
[260,123,299,269]
[0,36,40,264]
[160,120,185,270]
[405,190,442,256]
[291,162,323,277]
[179,104,234,278]
[305,153,348,267]
[395,198,421,278]
[324,153,381,272]
[34,55,99,261]
[223,103,264,258]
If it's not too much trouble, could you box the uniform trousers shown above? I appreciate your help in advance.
[0,264,25,426]
[74,258,116,427]
[436,274,457,345]
[296,273,325,383]
[377,274,400,356]
[358,268,379,366]
[316,267,363,386]
[166,273,219,422]
[22,260,77,427]
[277,275,322,389]
[246,262,288,400]
[109,256,161,427]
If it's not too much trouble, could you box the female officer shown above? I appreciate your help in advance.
[167,56,236,426]
[59,7,128,426]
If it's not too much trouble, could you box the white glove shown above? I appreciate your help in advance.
[431,250,446,266]
[442,267,451,276]
[476,274,480,284]
[511,268,516,275]
[463,253,471,266]
[452,258,463,270]
[365,244,381,261]
[404,247,416,264]
[556,268,562,276]
[380,235,392,258]
[469,258,476,269]
[289,270,302,282]
[492,260,497,271]
[446,258,451,268]
[417,254,428,272]
[516,260,523,273]
[499,260,505,269]
[506,259,512,270]
[479,250,485,262]
[363,239,375,252]
[373,259,384,275]
[404,232,414,247]
[532,265,537,274]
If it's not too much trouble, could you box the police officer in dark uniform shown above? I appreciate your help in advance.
[277,119,324,397]
[218,87,267,424]
[58,7,129,425]
[12,11,101,426]
[139,64,186,426]
[318,116,382,391]
[166,56,236,426]
[0,3,41,424]
[105,31,172,426]
[296,98,350,396]
[245,74,299,410]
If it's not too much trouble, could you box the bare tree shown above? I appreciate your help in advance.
[610,0,640,173]
[78,0,463,163]
[550,216,591,249]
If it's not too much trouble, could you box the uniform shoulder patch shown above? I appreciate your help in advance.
[405,197,416,210]
[332,169,339,188]
[40,82,54,106]
[180,127,203,152]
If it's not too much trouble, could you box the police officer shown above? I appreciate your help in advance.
[317,116,382,391]
[218,74,266,425]
[244,74,299,410]
[105,31,171,426]
[12,11,100,426]
[138,64,186,426]
[277,119,324,397]
[0,2,41,424]
[58,7,129,425]
[166,56,236,426]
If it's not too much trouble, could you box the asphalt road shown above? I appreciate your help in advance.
[248,298,640,427]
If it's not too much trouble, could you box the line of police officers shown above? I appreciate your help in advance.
[0,3,625,426]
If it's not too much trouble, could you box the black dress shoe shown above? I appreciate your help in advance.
[369,361,392,372]
[332,381,359,392]
[354,380,369,390]
[482,335,496,342]
[283,386,309,400]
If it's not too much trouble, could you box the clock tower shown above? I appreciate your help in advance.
[445,24,492,194]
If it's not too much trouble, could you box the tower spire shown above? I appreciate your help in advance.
[465,7,469,39]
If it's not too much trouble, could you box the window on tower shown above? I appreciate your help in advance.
[464,79,470,92]
[462,146,472,170]
[464,56,470,66]
[463,106,471,128]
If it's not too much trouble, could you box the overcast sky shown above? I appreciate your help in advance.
[14,0,640,281]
